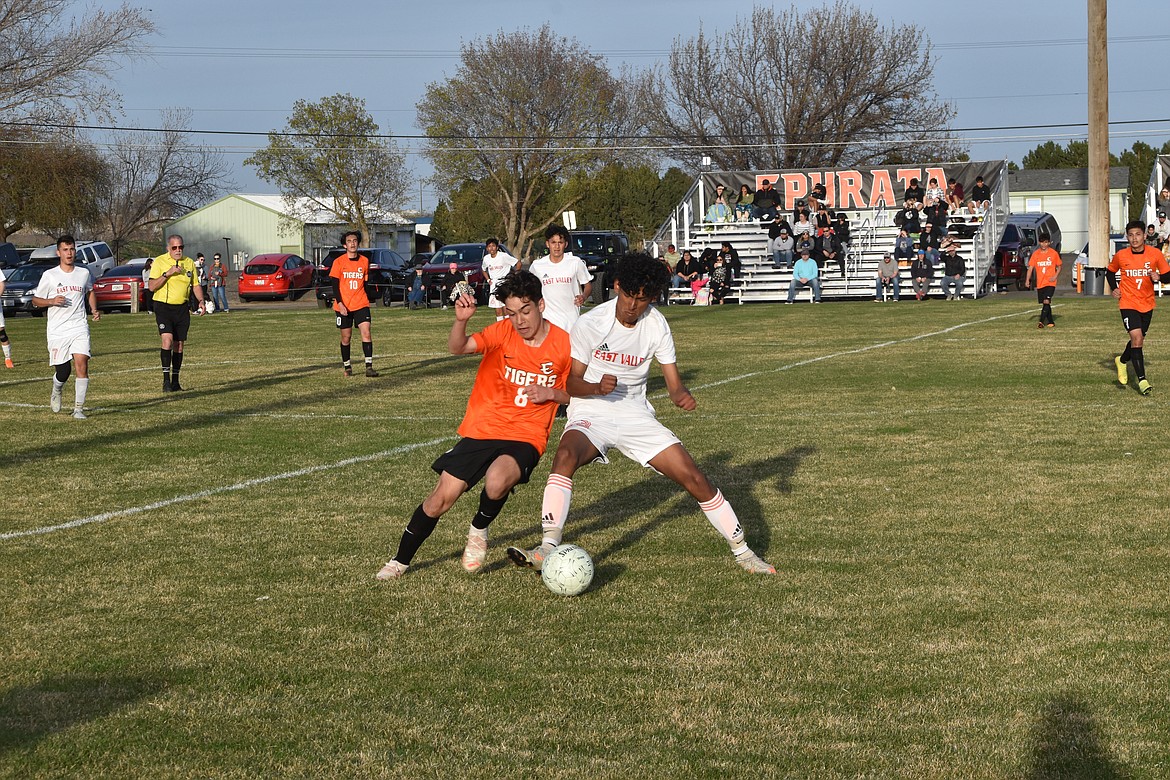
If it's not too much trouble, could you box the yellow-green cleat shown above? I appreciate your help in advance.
[1138,379,1152,396]
[1115,356,1128,386]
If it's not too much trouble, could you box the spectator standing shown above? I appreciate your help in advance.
[190,253,206,314]
[1025,232,1062,328]
[785,248,821,303]
[207,254,230,313]
[875,252,900,301]
[662,243,681,268]
[438,262,465,310]
[329,230,379,378]
[481,237,520,321]
[833,211,851,256]
[148,234,205,392]
[30,234,99,418]
[709,253,732,304]
[1107,220,1170,395]
[529,224,593,333]
[910,248,934,300]
[939,244,967,300]
[0,267,13,367]
[754,179,781,223]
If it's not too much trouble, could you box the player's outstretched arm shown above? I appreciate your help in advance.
[661,362,697,411]
[447,293,479,355]
[566,359,616,397]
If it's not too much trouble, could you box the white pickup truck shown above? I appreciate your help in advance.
[28,241,117,280]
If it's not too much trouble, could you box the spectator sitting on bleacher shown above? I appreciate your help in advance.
[833,211,851,254]
[1155,210,1170,250]
[895,204,922,235]
[923,197,948,229]
[904,178,925,206]
[709,253,732,304]
[1146,223,1160,249]
[663,243,681,267]
[734,184,755,221]
[910,248,934,300]
[894,228,915,264]
[811,182,827,202]
[968,175,991,213]
[925,177,946,203]
[820,229,844,278]
[785,248,821,304]
[920,222,942,250]
[719,241,742,280]
[793,212,815,240]
[875,252,900,301]
[814,203,832,235]
[705,184,733,223]
[940,243,967,300]
[770,228,794,269]
[792,199,811,227]
[754,179,781,222]
[947,178,965,211]
[794,232,815,261]
[674,249,701,290]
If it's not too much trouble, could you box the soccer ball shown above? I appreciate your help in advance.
[540,544,594,597]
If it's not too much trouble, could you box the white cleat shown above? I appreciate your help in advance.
[375,560,408,581]
[735,550,777,575]
[50,387,62,413]
[462,530,488,573]
[72,409,87,420]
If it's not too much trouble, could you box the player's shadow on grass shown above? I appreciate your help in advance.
[1023,694,1133,779]
[0,674,165,756]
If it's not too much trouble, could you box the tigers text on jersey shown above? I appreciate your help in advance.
[458,319,571,454]
[1108,245,1170,313]
[567,298,676,417]
[34,265,92,340]
[1027,247,1062,288]
[329,254,370,312]
[528,253,592,333]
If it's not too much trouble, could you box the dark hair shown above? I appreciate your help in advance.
[1126,219,1145,233]
[1038,232,1051,242]
[545,224,570,242]
[485,237,499,248]
[341,230,361,244]
[492,269,542,304]
[56,234,75,248]
[613,252,670,299]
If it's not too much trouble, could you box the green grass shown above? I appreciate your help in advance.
[1,295,1168,778]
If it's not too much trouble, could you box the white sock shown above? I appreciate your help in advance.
[540,474,573,548]
[699,490,748,556]
[74,378,89,410]
[1,343,10,360]
[52,378,64,392]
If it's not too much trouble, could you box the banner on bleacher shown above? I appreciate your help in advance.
[704,161,1004,212]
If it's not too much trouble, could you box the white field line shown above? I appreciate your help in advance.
[0,400,457,422]
[0,437,454,540]
[4,308,1033,540]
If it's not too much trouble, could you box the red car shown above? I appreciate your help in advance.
[93,260,151,313]
[238,253,314,301]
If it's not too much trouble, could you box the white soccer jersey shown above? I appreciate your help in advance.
[529,253,592,333]
[34,265,92,340]
[482,250,519,285]
[567,298,676,417]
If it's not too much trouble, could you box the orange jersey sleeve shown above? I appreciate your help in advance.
[329,255,370,312]
[457,320,571,454]
[1108,246,1169,312]
[1027,247,1062,288]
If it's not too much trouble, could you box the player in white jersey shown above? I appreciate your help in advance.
[528,224,592,333]
[507,253,775,575]
[481,237,520,320]
[0,266,14,367]
[30,235,100,419]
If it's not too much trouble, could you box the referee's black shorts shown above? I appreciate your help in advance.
[154,301,191,340]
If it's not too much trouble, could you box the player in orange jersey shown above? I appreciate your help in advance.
[329,230,378,377]
[1024,232,1063,328]
[375,270,572,581]
[1106,220,1170,394]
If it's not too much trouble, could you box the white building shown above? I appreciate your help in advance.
[1007,167,1130,251]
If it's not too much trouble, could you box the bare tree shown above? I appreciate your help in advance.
[93,109,234,255]
[244,93,409,245]
[0,0,154,123]
[417,25,651,258]
[652,2,962,171]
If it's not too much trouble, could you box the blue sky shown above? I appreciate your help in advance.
[103,0,1168,209]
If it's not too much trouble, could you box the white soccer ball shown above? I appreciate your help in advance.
[540,544,594,597]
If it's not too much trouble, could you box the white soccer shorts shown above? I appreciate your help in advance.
[47,332,90,365]
[563,410,681,468]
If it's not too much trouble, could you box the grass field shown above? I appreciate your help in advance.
[2,294,1168,779]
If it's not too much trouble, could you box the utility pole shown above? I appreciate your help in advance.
[1087,0,1109,270]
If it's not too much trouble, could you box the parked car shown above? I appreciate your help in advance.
[420,243,500,304]
[995,213,1062,289]
[238,253,315,301]
[29,240,116,279]
[93,260,151,312]
[314,247,412,307]
[0,262,55,316]
[569,230,629,301]
[408,252,434,268]
[1073,234,1128,288]
[0,242,18,270]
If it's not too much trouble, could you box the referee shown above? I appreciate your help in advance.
[149,234,205,392]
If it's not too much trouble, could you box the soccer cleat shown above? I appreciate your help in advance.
[364,366,380,378]
[4,357,13,369]
[461,531,488,573]
[1037,322,1045,329]
[72,409,87,420]
[50,386,62,413]
[1115,356,1128,386]
[163,377,172,392]
[170,381,185,392]
[1138,379,1152,396]
[343,366,353,378]
[1046,323,1055,329]
[375,560,408,581]
[506,543,551,571]
[735,550,777,575]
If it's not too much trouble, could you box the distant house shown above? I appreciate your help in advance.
[1007,167,1129,250]
[165,194,415,269]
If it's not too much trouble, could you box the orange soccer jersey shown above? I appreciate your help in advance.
[329,254,370,312]
[1107,246,1170,313]
[458,320,571,454]
[1028,247,1062,288]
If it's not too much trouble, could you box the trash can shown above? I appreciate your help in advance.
[1083,267,1106,296]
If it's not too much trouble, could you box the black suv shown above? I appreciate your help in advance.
[568,230,629,302]
[315,248,412,307]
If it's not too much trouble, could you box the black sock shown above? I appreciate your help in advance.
[171,351,183,383]
[362,341,373,365]
[160,348,171,373]
[471,489,509,530]
[1121,342,1133,363]
[1132,347,1146,380]
[341,343,351,367]
[1041,304,1052,323]
[393,504,441,565]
